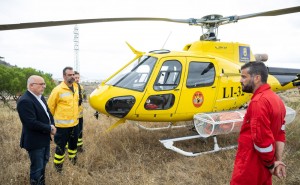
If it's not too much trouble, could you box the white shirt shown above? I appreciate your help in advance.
[28,90,50,119]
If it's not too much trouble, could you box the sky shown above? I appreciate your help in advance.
[0,0,299,81]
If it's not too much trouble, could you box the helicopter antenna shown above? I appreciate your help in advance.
[161,31,172,49]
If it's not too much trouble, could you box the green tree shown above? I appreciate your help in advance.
[0,64,56,109]
[10,67,26,100]
[0,65,13,103]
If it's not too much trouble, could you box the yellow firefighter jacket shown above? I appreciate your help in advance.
[47,82,79,128]
[78,84,84,118]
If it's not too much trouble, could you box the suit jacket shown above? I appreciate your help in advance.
[17,90,55,151]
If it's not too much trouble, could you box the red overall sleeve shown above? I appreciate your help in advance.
[276,104,286,143]
[249,98,275,167]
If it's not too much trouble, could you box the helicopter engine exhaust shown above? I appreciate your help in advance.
[255,53,268,62]
[194,106,296,138]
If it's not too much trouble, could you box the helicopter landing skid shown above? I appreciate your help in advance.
[132,122,188,131]
[159,135,237,157]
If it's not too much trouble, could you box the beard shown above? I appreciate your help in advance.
[241,80,255,93]
[67,78,75,84]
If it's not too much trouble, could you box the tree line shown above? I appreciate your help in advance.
[0,64,56,109]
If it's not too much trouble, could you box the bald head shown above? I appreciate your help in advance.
[27,75,46,96]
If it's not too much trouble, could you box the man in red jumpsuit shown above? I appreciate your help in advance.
[231,62,287,185]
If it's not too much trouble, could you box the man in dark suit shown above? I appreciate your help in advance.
[17,75,56,185]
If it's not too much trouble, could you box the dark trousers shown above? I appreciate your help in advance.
[78,117,83,145]
[54,125,79,159]
[27,146,50,183]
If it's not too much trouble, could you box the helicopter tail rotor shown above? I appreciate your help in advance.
[292,74,300,87]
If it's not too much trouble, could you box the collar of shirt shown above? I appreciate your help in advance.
[251,83,270,100]
[28,90,50,119]
[61,81,76,92]
[28,90,42,100]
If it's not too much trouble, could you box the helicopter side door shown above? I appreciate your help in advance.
[175,58,217,119]
[135,57,186,122]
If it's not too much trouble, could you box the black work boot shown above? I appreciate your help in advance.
[70,155,77,165]
[77,146,84,153]
[54,163,63,173]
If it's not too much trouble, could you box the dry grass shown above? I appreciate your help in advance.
[0,89,300,185]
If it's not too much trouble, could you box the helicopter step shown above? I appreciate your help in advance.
[160,135,236,157]
[131,121,191,131]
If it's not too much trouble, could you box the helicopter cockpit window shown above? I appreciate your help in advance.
[186,62,215,88]
[106,56,157,92]
[154,60,182,91]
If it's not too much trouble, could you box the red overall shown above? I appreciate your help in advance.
[231,84,286,185]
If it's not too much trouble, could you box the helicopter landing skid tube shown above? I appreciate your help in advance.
[132,122,188,131]
[159,135,237,157]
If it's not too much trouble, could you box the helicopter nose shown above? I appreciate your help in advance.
[89,85,109,114]
[105,96,136,118]
[89,85,136,118]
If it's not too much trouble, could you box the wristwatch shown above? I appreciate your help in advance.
[266,163,275,170]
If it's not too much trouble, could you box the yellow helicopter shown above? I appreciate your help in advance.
[1,6,300,156]
[86,6,300,131]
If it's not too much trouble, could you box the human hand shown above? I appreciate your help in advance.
[270,161,286,179]
[50,125,57,135]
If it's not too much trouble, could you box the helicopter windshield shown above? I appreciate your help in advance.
[106,56,157,91]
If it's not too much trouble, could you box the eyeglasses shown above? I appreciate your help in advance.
[32,83,46,86]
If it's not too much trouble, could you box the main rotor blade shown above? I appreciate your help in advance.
[0,17,189,31]
[237,6,300,20]
[1,6,299,31]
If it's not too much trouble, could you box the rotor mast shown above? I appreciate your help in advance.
[198,14,222,41]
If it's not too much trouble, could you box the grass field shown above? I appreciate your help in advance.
[0,89,299,185]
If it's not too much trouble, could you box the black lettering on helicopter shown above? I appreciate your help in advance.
[215,46,227,49]
[222,86,245,98]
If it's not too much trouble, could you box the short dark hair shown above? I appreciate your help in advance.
[241,62,268,83]
[74,71,80,75]
[63,66,73,75]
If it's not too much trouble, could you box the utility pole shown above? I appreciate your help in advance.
[74,25,79,72]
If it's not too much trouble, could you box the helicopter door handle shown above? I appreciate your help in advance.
[174,89,180,91]
[212,86,216,88]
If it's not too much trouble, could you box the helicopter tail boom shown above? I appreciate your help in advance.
[268,67,300,87]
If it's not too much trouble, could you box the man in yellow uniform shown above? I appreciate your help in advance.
[74,71,85,152]
[47,67,79,172]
